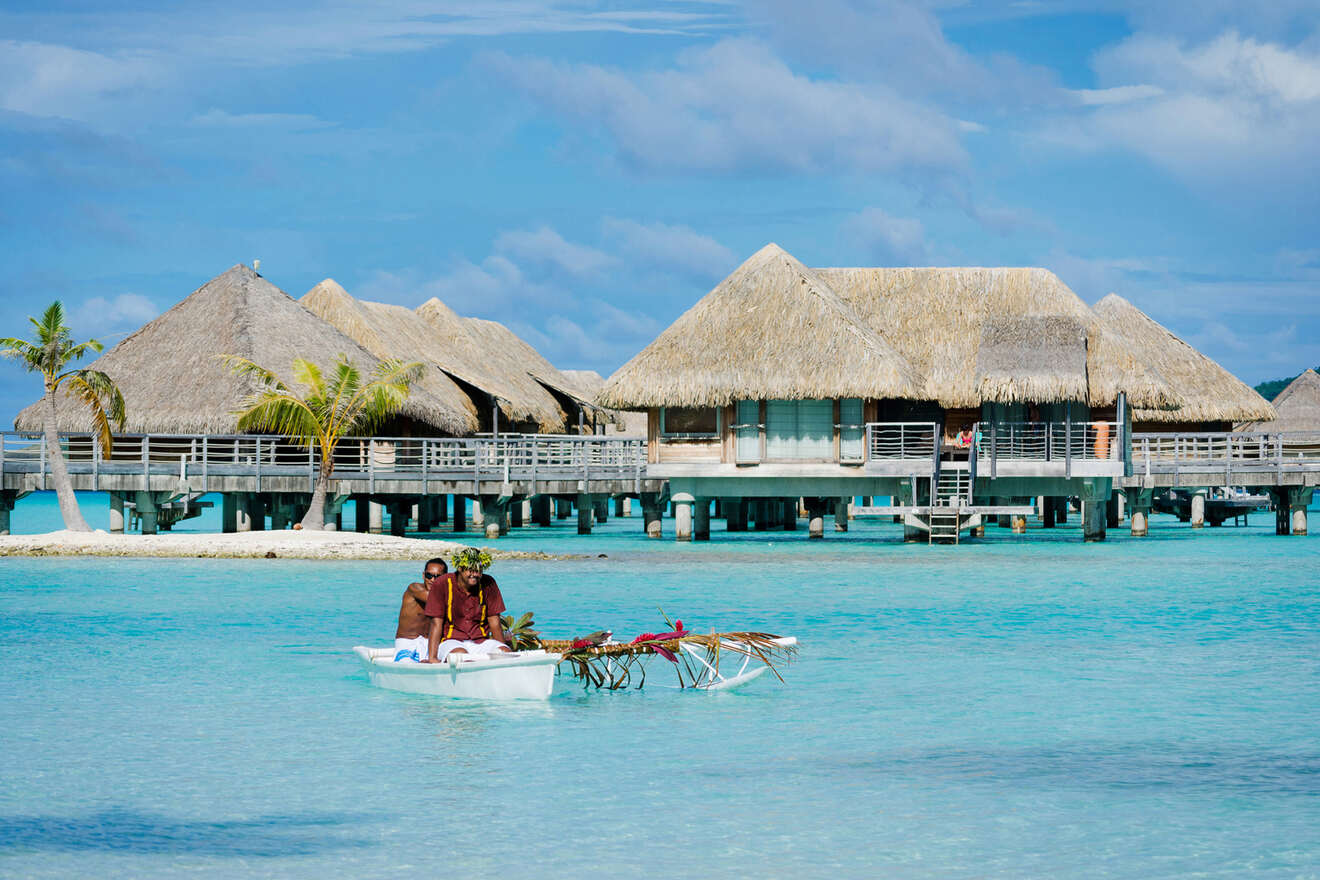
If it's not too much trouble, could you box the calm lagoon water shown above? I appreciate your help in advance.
[2,492,1319,878]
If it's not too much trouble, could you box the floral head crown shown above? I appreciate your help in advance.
[450,547,493,571]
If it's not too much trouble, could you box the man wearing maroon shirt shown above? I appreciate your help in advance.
[424,548,511,663]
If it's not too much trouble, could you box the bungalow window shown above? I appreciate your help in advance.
[766,399,834,460]
[660,406,720,438]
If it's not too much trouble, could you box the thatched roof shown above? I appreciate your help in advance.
[459,316,600,416]
[411,297,570,431]
[976,316,1088,404]
[1241,369,1320,432]
[13,265,476,435]
[818,266,1175,409]
[1092,293,1275,423]
[598,243,921,408]
[300,280,486,431]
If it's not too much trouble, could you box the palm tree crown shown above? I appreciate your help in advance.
[223,354,423,528]
[0,301,126,455]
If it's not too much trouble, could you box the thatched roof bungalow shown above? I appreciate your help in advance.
[1240,369,1320,433]
[599,244,1187,468]
[1092,293,1275,429]
[302,281,562,432]
[14,265,475,436]
[458,316,603,432]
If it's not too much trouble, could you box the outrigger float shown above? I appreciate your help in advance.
[354,625,798,701]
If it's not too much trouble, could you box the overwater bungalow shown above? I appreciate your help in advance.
[598,243,1272,542]
[303,281,567,434]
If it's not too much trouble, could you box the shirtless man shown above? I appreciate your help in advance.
[393,557,447,662]
[425,547,511,663]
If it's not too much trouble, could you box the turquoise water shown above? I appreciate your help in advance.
[2,496,1319,877]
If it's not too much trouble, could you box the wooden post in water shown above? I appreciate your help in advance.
[0,490,17,536]
[614,495,625,517]
[471,499,484,529]
[452,494,467,533]
[782,499,797,531]
[622,497,632,517]
[674,497,693,542]
[532,495,551,527]
[110,491,126,533]
[1190,491,1206,529]
[135,490,159,535]
[694,498,710,541]
[593,496,608,524]
[1125,488,1151,537]
[368,499,383,533]
[1106,492,1120,528]
[1082,499,1105,542]
[509,500,523,528]
[805,498,827,539]
[640,492,663,539]
[576,493,594,535]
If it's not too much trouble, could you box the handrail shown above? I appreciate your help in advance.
[0,431,649,485]
[865,422,938,460]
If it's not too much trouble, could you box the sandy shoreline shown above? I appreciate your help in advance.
[0,529,569,561]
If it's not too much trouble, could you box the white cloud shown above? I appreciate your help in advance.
[600,218,735,279]
[1071,84,1165,106]
[493,226,615,278]
[483,38,969,176]
[0,40,161,120]
[841,207,928,265]
[1064,30,1320,182]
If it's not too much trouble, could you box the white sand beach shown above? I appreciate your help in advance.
[0,529,562,560]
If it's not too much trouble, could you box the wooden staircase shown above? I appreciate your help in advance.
[928,466,970,545]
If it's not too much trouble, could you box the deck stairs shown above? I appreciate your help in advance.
[928,465,971,545]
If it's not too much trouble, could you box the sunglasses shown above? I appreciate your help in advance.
[424,572,445,579]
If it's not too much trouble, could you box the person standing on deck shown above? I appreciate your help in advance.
[425,547,511,662]
[393,557,448,661]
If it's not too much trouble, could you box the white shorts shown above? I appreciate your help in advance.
[393,636,429,662]
[436,638,510,662]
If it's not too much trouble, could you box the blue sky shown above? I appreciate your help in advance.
[2,0,1318,424]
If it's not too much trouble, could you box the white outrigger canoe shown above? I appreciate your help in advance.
[352,647,562,701]
[354,634,798,700]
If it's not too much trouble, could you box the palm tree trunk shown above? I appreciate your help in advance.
[300,459,335,530]
[44,388,91,532]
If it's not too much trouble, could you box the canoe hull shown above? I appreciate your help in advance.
[353,646,560,701]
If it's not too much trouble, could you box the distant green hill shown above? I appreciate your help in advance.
[1255,367,1320,401]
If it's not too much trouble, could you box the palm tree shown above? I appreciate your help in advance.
[1,302,126,532]
[223,354,423,530]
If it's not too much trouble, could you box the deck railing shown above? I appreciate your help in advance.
[0,432,649,489]
[1131,431,1320,472]
[866,422,938,460]
[974,421,1122,463]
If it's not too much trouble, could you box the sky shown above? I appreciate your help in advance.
[2,0,1318,424]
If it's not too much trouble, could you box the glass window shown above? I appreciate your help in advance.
[660,406,719,437]
[766,399,835,459]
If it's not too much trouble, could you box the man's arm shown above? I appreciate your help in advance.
[487,613,509,647]
[425,616,443,663]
